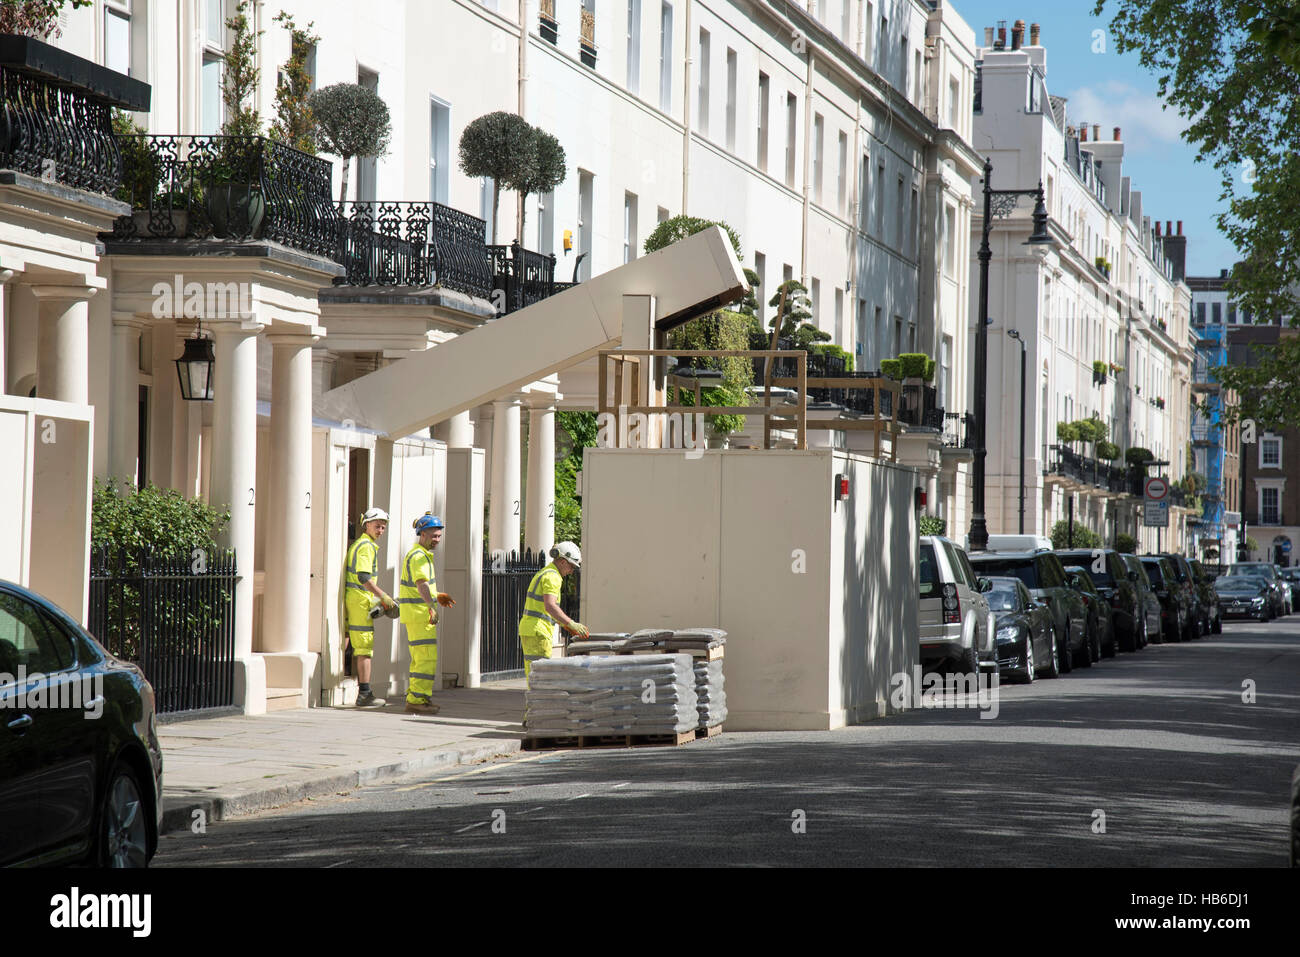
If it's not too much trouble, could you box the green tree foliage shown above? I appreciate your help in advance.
[310,83,393,205]
[1126,446,1154,473]
[457,111,533,244]
[92,480,230,556]
[554,411,597,545]
[0,0,91,39]
[1096,0,1300,427]
[510,126,567,242]
[269,11,319,154]
[1116,532,1138,554]
[1096,440,1121,460]
[220,0,262,140]
[1050,519,1102,550]
[645,215,756,433]
[919,513,947,536]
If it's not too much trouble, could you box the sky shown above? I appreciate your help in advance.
[949,0,1237,278]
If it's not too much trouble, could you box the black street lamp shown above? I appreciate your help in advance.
[176,326,215,401]
[969,157,1052,552]
[1006,328,1027,534]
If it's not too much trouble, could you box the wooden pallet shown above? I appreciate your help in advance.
[696,723,723,740]
[523,728,697,751]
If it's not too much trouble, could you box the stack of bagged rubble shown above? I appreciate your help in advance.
[525,654,699,736]
[664,629,728,729]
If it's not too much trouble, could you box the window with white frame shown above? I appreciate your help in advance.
[627,0,641,93]
[105,0,132,76]
[1260,485,1281,525]
[784,93,797,186]
[1261,434,1282,468]
[943,204,955,276]
[836,131,847,214]
[623,191,638,263]
[811,277,821,328]
[725,48,737,150]
[813,113,824,204]
[659,2,673,112]
[757,72,769,171]
[697,28,710,134]
[201,0,226,135]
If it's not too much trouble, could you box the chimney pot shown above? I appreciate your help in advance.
[984,26,994,46]
[1080,125,1088,142]
[1155,222,1162,236]
[1092,124,1100,140]
[1166,220,1173,235]
[1012,21,1023,50]
[1177,220,1183,236]
[997,21,1007,48]
[1113,126,1121,141]
[1030,22,1040,45]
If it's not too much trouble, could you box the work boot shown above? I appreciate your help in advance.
[355,690,379,707]
[404,701,440,716]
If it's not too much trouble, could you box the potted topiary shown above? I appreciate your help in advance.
[880,358,903,380]
[457,111,534,244]
[311,82,393,207]
[206,0,266,238]
[1092,359,1108,384]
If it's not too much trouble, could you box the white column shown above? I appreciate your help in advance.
[5,278,36,396]
[0,269,16,393]
[311,348,337,403]
[434,410,474,448]
[208,317,264,710]
[109,313,146,486]
[525,402,555,553]
[489,396,521,553]
[31,284,97,404]
[262,329,319,655]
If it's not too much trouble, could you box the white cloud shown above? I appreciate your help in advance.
[1063,82,1188,153]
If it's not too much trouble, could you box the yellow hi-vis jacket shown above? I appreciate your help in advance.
[344,533,380,617]
[398,541,437,627]
[518,562,563,642]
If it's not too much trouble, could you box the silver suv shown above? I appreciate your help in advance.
[919,535,995,674]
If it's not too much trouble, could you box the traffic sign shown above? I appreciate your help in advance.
[1284,540,1293,554]
[1144,500,1169,527]
[1144,477,1169,501]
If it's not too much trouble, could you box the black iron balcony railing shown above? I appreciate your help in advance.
[107,134,339,257]
[488,242,561,313]
[0,35,150,196]
[337,200,495,298]
[943,411,975,449]
[1044,444,1131,494]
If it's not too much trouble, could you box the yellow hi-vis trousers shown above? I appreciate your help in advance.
[520,633,553,685]
[406,618,438,705]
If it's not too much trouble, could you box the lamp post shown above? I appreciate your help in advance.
[1007,328,1027,534]
[969,157,1052,552]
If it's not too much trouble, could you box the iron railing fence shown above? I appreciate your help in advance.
[487,242,560,313]
[480,547,580,679]
[87,547,237,715]
[107,134,339,256]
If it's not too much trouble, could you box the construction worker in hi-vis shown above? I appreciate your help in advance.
[399,512,455,715]
[344,507,398,707]
[518,541,587,684]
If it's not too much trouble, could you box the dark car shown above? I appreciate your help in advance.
[1057,548,1141,652]
[1189,560,1222,634]
[1215,575,1273,622]
[1158,553,1204,640]
[1064,566,1115,659]
[969,550,1090,671]
[1225,563,1287,618]
[0,581,163,867]
[985,576,1059,682]
[1139,556,1192,642]
[1279,567,1300,607]
[1122,553,1160,646]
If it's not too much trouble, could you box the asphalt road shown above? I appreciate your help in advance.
[157,617,1300,867]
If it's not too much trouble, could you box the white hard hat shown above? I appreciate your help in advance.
[361,507,390,524]
[550,541,582,569]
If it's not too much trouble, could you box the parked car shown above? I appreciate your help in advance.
[1278,566,1294,616]
[1224,563,1288,619]
[1122,553,1161,646]
[983,534,1054,552]
[1139,555,1192,642]
[1063,566,1115,659]
[1280,567,1300,607]
[985,576,1059,682]
[1292,762,1299,868]
[919,535,995,675]
[968,549,1090,670]
[0,580,163,867]
[1189,560,1223,635]
[1215,575,1274,622]
[1158,553,1204,640]
[1057,548,1142,651]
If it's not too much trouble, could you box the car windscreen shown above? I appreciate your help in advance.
[1057,552,1115,586]
[1227,564,1276,581]
[986,584,1021,612]
[971,559,1038,589]
[919,543,940,599]
[1217,577,1265,591]
[1141,561,1165,587]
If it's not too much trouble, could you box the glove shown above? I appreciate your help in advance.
[384,603,400,620]
[566,622,589,638]
[380,595,397,611]
[436,592,456,607]
[428,606,439,625]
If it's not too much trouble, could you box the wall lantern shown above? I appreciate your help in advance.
[176,326,215,401]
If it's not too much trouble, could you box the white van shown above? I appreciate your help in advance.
[918,535,996,673]
[974,533,1053,553]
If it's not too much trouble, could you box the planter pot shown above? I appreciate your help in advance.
[207,184,265,239]
[707,431,731,449]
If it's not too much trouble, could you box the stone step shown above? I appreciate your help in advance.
[265,686,305,712]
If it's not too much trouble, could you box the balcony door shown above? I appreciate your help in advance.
[429,95,451,206]
[356,68,379,204]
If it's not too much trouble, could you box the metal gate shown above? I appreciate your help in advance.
[480,547,579,679]
[87,547,238,714]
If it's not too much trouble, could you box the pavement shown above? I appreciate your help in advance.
[158,681,527,834]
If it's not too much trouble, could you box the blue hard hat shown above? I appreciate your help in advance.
[413,513,444,533]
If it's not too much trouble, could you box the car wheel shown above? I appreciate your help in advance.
[1022,637,1036,684]
[1041,626,1061,679]
[958,642,979,677]
[1074,623,1094,668]
[96,760,151,868]
[1258,609,1270,623]
[1212,614,1222,635]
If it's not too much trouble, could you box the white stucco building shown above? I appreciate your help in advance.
[969,19,1195,553]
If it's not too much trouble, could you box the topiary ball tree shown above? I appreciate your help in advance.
[458,111,534,244]
[310,83,393,205]
[509,126,567,244]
